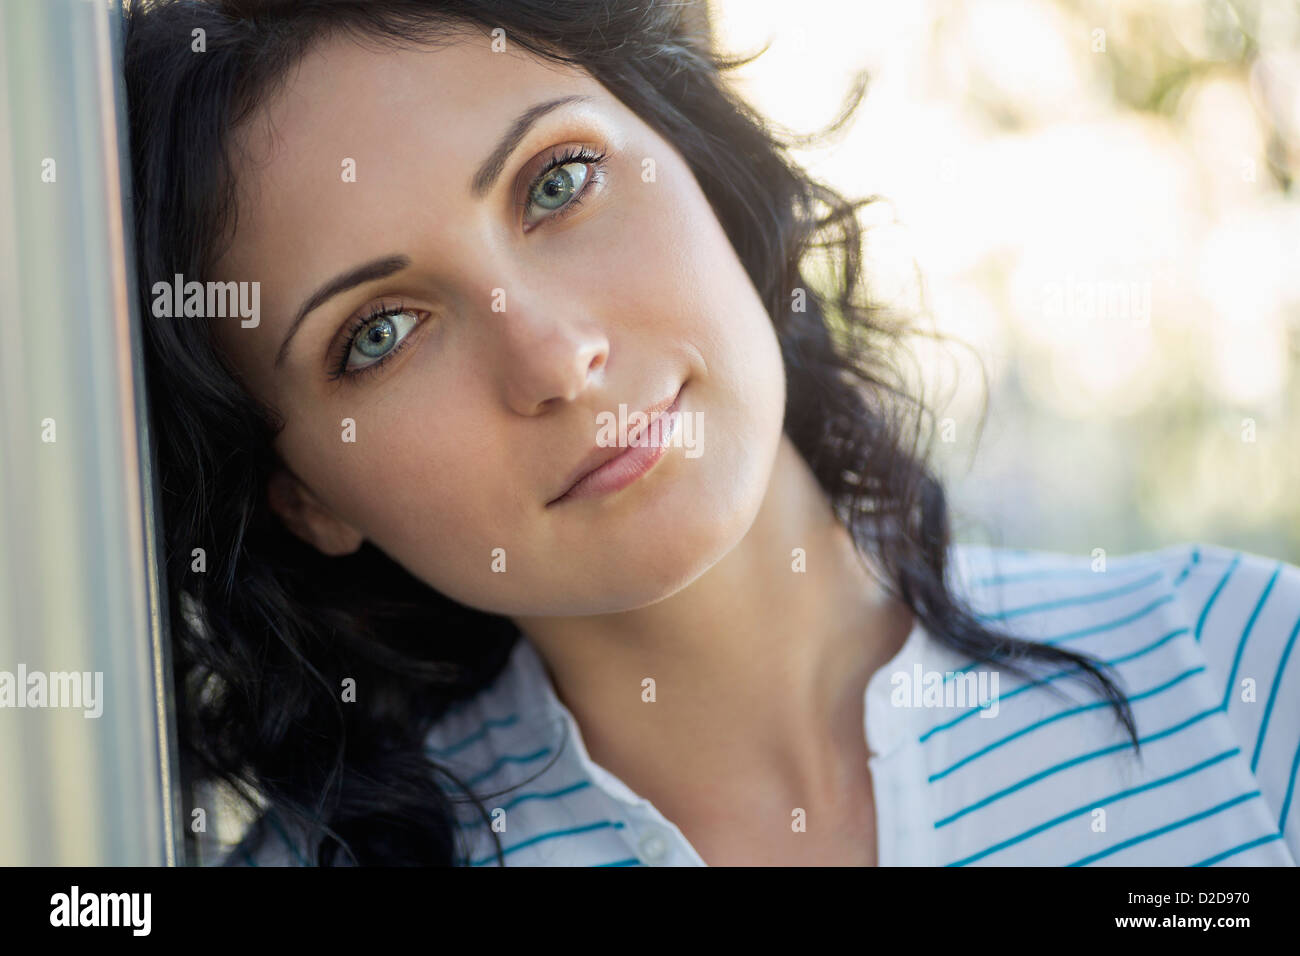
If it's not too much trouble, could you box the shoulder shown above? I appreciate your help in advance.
[936,540,1300,864]
[422,639,583,866]
[219,640,577,868]
[1160,543,1300,654]
[946,540,1297,648]
[424,637,559,787]
[945,539,1300,734]
[423,640,654,866]
[1160,544,1300,848]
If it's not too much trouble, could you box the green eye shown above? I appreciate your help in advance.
[520,145,607,229]
[527,161,589,220]
[345,308,420,370]
[531,162,588,210]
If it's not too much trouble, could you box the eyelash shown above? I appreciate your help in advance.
[327,300,426,383]
[328,145,609,383]
[517,144,608,231]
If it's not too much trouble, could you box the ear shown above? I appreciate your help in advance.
[266,466,364,557]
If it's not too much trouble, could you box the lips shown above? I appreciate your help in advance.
[547,383,683,506]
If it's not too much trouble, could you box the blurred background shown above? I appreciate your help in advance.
[708,0,1300,560]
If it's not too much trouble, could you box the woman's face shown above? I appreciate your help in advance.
[210,27,787,617]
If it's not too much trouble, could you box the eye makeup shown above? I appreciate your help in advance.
[322,139,613,384]
[326,299,431,383]
[516,143,609,232]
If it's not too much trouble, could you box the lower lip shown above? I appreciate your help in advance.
[551,391,683,505]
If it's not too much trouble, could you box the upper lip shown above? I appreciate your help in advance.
[547,384,682,505]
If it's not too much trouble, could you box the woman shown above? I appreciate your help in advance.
[121,0,1299,866]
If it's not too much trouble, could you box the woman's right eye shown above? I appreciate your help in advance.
[332,306,424,379]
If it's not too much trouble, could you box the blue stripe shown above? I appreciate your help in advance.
[1251,609,1300,772]
[426,713,521,758]
[591,857,644,867]
[1172,546,1201,587]
[945,595,1175,684]
[928,666,1204,783]
[460,781,593,827]
[1041,594,1176,648]
[920,628,1189,743]
[1278,729,1300,833]
[968,560,1162,590]
[469,820,627,866]
[466,747,552,787]
[934,705,1224,828]
[1191,832,1284,866]
[975,571,1164,623]
[946,748,1239,866]
[1219,562,1280,711]
[1196,552,1240,642]
[1065,791,1262,866]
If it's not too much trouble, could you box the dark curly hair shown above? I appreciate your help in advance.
[121,0,1140,866]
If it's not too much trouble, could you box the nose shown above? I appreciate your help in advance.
[495,299,610,416]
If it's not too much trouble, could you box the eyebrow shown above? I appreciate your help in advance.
[471,94,592,198]
[275,254,411,370]
[275,94,592,370]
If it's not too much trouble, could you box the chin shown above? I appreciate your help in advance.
[604,464,774,612]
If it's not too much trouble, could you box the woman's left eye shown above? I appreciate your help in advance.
[522,149,605,229]
[527,162,588,218]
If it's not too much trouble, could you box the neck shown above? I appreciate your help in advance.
[511,434,915,820]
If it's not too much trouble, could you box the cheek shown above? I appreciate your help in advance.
[339,375,597,615]
[624,166,787,443]
[620,159,782,378]
[342,394,527,583]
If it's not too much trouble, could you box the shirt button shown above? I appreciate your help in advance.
[638,831,669,864]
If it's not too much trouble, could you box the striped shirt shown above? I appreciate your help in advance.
[225,541,1300,866]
